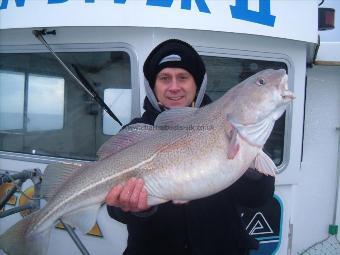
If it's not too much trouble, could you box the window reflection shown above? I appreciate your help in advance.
[27,75,64,131]
[0,71,25,131]
[103,88,132,135]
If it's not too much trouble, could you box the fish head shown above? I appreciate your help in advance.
[225,69,294,125]
[224,69,295,147]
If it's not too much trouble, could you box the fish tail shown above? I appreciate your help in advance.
[0,211,51,255]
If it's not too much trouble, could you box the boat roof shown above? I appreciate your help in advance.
[0,0,318,43]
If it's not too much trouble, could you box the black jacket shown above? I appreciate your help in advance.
[107,96,275,255]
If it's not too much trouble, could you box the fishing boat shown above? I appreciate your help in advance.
[0,1,339,254]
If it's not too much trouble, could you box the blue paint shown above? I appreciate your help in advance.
[48,0,68,4]
[0,0,25,9]
[230,0,276,27]
[84,0,127,3]
[181,0,210,13]
[251,241,279,255]
[146,0,173,8]
[147,0,210,13]
[271,195,284,255]
[0,0,275,28]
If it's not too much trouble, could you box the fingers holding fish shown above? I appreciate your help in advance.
[129,179,149,212]
[119,178,136,209]
[128,179,146,211]
[105,178,149,212]
[105,183,124,206]
[137,188,149,211]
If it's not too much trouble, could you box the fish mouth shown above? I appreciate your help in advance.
[280,74,295,101]
[281,90,295,100]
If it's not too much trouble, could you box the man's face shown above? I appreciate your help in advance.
[154,68,197,109]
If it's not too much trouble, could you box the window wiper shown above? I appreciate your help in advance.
[71,64,123,125]
[32,29,122,126]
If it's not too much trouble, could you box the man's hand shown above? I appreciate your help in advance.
[105,178,149,212]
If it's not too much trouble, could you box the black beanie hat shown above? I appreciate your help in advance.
[143,39,206,90]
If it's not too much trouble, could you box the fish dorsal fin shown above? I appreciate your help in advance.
[228,115,275,147]
[154,107,197,128]
[61,204,101,234]
[251,150,277,177]
[41,163,83,201]
[97,123,156,160]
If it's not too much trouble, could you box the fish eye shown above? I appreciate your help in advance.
[256,78,265,86]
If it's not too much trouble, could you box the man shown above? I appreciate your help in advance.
[106,39,275,255]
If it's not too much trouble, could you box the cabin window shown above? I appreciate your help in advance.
[0,71,25,131]
[0,51,132,161]
[27,74,65,132]
[202,56,288,166]
[0,71,65,132]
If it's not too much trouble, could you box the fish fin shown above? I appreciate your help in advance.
[41,163,84,201]
[147,196,168,206]
[154,107,197,128]
[227,126,240,159]
[97,123,155,160]
[61,204,101,234]
[228,115,275,147]
[251,150,277,177]
[0,212,51,255]
[172,200,189,204]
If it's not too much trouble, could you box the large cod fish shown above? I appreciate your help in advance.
[0,69,294,255]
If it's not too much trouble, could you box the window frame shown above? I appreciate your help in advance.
[197,46,294,174]
[0,43,139,164]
